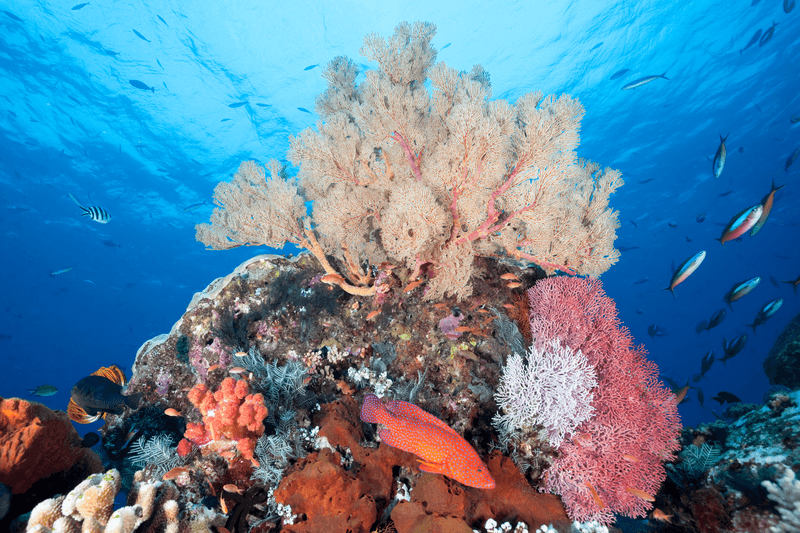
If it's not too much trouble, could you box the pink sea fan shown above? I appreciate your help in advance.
[528,276,681,524]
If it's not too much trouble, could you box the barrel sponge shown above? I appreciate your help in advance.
[0,397,103,494]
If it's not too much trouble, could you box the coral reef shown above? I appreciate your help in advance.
[0,397,103,495]
[197,21,622,300]
[763,310,800,388]
[658,388,800,532]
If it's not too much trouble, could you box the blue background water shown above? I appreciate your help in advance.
[0,0,797,436]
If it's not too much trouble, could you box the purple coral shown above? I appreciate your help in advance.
[438,313,464,340]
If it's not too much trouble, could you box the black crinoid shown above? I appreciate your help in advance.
[219,485,271,533]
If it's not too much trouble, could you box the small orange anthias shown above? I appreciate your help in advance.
[360,393,495,489]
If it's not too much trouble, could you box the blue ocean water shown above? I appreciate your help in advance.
[0,0,797,441]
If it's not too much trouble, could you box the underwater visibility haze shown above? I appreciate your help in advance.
[1,1,799,532]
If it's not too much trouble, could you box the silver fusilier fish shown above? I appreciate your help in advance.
[622,72,668,90]
[712,134,729,178]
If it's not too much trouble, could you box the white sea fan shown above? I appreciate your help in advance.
[493,338,598,448]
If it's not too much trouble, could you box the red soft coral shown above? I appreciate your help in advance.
[184,377,268,464]
[528,277,681,524]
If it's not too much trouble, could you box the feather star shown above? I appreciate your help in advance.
[360,393,496,489]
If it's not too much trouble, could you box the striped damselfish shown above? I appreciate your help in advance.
[70,193,110,224]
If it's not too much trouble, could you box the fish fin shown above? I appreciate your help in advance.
[660,72,668,80]
[720,133,729,142]
[417,460,446,474]
[92,365,127,386]
[771,179,785,192]
[748,323,757,334]
[125,391,143,410]
[662,287,676,299]
[69,193,83,207]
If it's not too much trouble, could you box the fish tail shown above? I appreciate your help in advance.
[748,323,757,333]
[150,87,155,93]
[662,286,676,299]
[125,392,143,410]
[660,72,668,80]
[771,179,785,192]
[720,133,729,142]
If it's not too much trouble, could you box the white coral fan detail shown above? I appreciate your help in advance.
[493,338,597,448]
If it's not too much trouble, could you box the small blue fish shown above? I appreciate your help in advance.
[183,201,207,212]
[70,193,110,223]
[696,213,707,223]
[622,73,668,90]
[440,43,451,50]
[304,64,319,71]
[133,29,151,43]
[695,320,709,334]
[157,14,169,27]
[759,22,778,47]
[256,103,270,107]
[589,42,603,51]
[664,251,706,298]
[221,118,231,122]
[228,101,246,108]
[712,134,729,178]
[29,384,58,396]
[718,190,733,197]
[297,107,312,114]
[610,68,630,80]
[707,309,726,331]
[633,277,649,285]
[786,0,795,13]
[156,58,164,69]
[129,79,155,93]
[3,10,24,21]
[740,29,762,53]
[50,266,74,276]
[71,2,90,10]
[723,277,760,308]
[748,298,783,333]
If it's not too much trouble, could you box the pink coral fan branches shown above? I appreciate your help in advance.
[528,276,681,525]
[196,21,623,301]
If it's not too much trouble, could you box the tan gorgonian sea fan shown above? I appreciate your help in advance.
[196,21,623,300]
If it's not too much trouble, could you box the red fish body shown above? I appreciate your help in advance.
[718,204,762,245]
[360,393,495,489]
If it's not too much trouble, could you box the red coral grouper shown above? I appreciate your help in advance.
[360,393,495,489]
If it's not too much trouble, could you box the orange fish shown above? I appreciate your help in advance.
[164,408,182,417]
[162,467,190,480]
[404,279,424,293]
[500,273,519,281]
[207,364,220,372]
[506,282,522,289]
[222,484,243,495]
[652,508,673,523]
[586,482,605,509]
[360,394,495,489]
[750,180,784,236]
[229,367,247,374]
[622,454,639,463]
[626,486,655,502]
[366,310,380,320]
[675,385,690,404]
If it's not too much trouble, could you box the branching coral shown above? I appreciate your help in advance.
[196,21,622,300]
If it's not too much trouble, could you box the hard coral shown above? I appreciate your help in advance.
[0,397,103,494]
[184,377,268,464]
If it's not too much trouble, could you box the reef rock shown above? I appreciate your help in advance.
[658,388,800,533]
[763,310,800,388]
